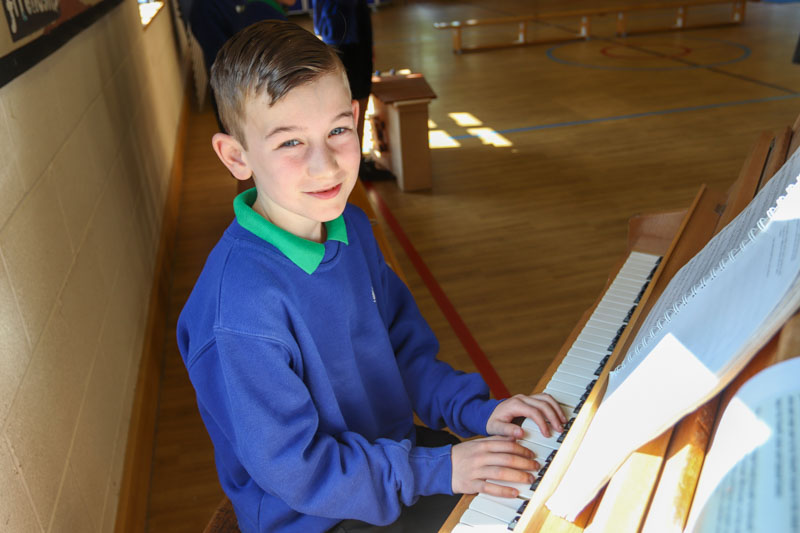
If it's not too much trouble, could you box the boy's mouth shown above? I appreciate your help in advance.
[306,183,342,200]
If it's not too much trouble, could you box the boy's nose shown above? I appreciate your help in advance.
[307,144,339,178]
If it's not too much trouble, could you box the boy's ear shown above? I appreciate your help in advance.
[351,99,360,123]
[211,133,253,181]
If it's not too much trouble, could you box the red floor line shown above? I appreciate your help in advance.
[363,182,511,400]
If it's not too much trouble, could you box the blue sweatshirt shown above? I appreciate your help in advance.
[177,191,500,532]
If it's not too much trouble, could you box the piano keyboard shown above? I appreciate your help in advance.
[452,251,662,532]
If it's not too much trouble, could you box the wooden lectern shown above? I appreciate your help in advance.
[369,73,437,191]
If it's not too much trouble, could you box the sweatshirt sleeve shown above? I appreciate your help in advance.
[377,258,501,438]
[193,329,453,525]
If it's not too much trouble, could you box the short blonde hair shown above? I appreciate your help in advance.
[210,20,346,147]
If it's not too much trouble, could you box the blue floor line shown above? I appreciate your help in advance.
[451,93,800,140]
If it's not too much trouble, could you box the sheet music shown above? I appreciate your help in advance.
[685,357,800,533]
[616,147,800,385]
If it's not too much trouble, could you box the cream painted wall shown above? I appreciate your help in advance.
[0,1,185,530]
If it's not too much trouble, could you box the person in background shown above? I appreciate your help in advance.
[179,0,296,192]
[312,0,373,144]
[312,0,395,181]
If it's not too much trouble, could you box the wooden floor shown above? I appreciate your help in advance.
[145,1,800,531]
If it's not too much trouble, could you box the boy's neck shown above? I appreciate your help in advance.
[251,198,326,243]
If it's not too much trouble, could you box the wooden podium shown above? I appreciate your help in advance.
[369,73,437,191]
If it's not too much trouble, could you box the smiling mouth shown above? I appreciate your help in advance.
[307,183,342,198]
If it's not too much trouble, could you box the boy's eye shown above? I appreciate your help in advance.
[330,127,349,136]
[280,139,300,148]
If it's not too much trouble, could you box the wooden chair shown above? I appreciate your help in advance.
[203,497,239,533]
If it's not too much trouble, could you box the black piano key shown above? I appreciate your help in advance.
[634,286,647,304]
[573,398,586,414]
[556,417,575,443]
[622,306,635,324]
[516,500,529,514]
[608,324,626,348]
[585,379,597,392]
[508,515,520,530]
[595,354,611,375]
[642,258,660,288]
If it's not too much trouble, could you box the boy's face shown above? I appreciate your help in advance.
[228,71,361,241]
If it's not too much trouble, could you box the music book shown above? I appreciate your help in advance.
[546,147,800,520]
[683,357,800,533]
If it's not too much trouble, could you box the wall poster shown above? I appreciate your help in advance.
[1,0,121,88]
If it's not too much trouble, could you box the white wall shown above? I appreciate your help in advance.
[0,1,185,530]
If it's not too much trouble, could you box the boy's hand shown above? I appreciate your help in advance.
[451,437,540,497]
[486,393,567,439]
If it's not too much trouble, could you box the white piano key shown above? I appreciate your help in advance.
[574,331,612,349]
[570,335,609,359]
[581,324,616,342]
[606,280,639,294]
[561,355,601,372]
[620,257,653,271]
[551,369,593,388]
[616,269,650,283]
[628,251,660,264]
[469,495,521,523]
[565,348,608,368]
[621,266,652,279]
[516,435,556,463]
[558,402,575,416]
[586,315,622,328]
[544,385,582,409]
[452,524,476,532]
[596,299,632,313]
[486,479,534,500]
[593,306,630,323]
[594,294,632,311]
[557,361,598,380]
[586,315,621,329]
[543,378,586,399]
[610,277,645,291]
[479,493,528,513]
[601,298,635,313]
[571,340,609,355]
[521,418,563,449]
[460,509,510,530]
[606,284,639,300]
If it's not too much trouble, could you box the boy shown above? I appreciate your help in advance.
[177,20,566,532]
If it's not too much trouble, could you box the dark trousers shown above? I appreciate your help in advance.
[328,427,461,533]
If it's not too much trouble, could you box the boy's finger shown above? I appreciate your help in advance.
[538,394,568,423]
[479,481,521,499]
[493,421,524,439]
[521,398,564,432]
[478,464,535,485]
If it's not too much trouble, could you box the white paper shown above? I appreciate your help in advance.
[685,357,800,533]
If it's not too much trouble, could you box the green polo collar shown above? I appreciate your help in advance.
[233,188,348,274]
